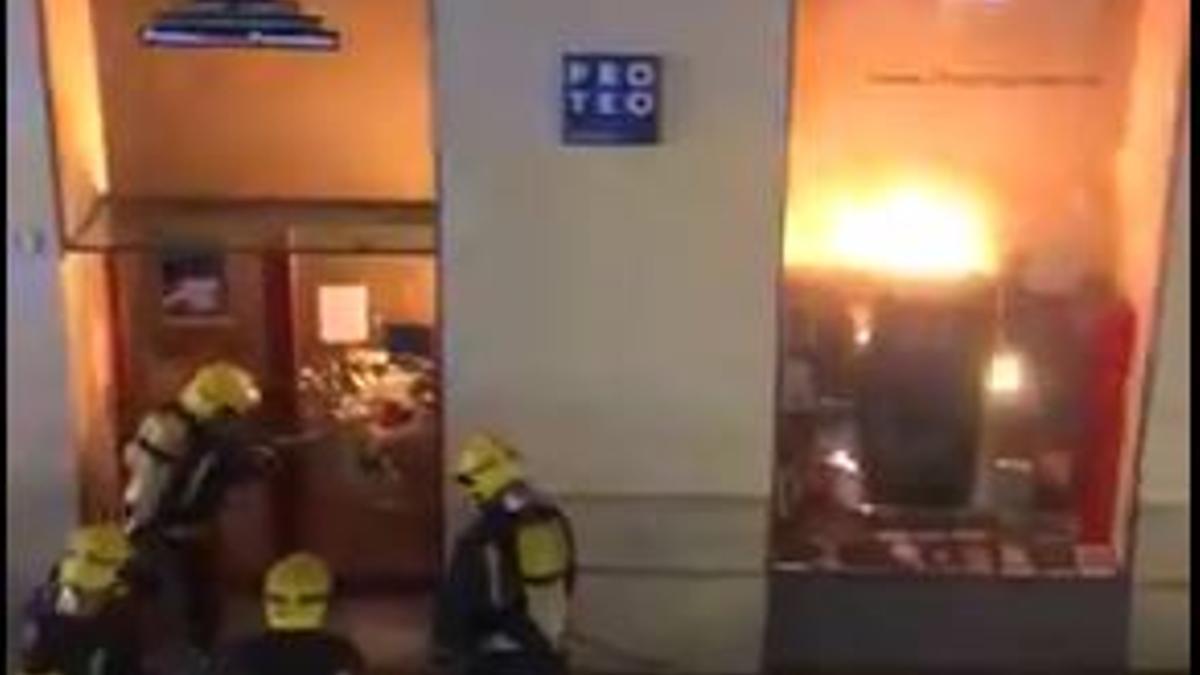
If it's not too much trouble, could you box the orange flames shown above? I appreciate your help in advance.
[785,177,997,280]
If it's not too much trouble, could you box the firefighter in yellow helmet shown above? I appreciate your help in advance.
[214,553,365,674]
[433,434,576,675]
[17,524,144,675]
[122,361,277,654]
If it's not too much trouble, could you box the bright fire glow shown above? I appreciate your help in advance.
[986,350,1025,396]
[849,303,873,347]
[785,179,996,279]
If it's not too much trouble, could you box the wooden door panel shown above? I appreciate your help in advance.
[292,429,441,584]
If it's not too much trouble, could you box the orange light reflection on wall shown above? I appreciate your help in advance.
[785,178,997,280]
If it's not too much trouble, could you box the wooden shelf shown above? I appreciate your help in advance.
[65,196,438,255]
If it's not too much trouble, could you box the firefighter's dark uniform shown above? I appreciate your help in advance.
[215,552,363,675]
[18,573,143,675]
[434,482,576,675]
[125,401,269,651]
[215,631,366,675]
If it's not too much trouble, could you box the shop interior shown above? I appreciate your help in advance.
[772,0,1189,578]
[40,0,438,669]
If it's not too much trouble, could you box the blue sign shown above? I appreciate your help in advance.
[562,53,661,145]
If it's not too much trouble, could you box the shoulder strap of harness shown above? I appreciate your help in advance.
[163,401,202,437]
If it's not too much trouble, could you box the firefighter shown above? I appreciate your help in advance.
[17,523,143,675]
[433,433,576,675]
[122,361,277,653]
[214,553,365,674]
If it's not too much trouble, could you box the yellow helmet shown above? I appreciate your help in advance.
[455,433,523,503]
[179,362,261,420]
[264,553,332,631]
[60,524,132,593]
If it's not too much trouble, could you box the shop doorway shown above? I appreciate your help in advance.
[38,0,443,666]
[66,244,442,671]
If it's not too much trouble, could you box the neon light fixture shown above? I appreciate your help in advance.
[140,0,340,51]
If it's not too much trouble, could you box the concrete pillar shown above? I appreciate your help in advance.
[6,0,76,654]
[1129,103,1190,672]
[435,1,790,670]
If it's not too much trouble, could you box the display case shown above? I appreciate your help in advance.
[768,0,1187,669]
[772,0,1188,580]
[39,0,443,601]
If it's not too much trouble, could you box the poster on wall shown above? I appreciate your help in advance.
[160,249,230,323]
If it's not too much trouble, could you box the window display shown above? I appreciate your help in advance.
[772,0,1187,577]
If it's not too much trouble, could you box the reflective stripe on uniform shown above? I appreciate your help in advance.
[480,540,525,653]
[483,543,503,609]
[524,582,568,650]
[178,453,218,512]
[88,649,107,675]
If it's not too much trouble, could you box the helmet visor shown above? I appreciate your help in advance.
[265,592,329,630]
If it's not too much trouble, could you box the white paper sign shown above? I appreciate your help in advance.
[318,285,370,344]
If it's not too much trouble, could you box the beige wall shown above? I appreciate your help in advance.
[6,0,76,653]
[1111,0,1191,554]
[90,0,434,200]
[439,0,787,499]
[436,0,789,670]
[1129,106,1190,672]
[39,0,109,236]
[60,254,122,519]
[1136,118,1190,502]
[35,0,122,520]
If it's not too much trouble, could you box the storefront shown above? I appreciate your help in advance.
[766,1,1189,670]
[13,0,1190,671]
